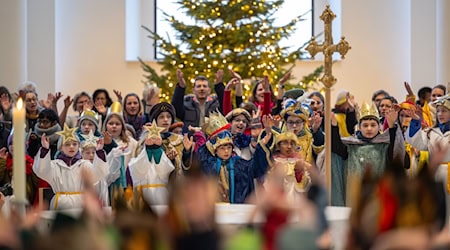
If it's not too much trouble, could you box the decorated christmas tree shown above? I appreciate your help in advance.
[140,0,323,101]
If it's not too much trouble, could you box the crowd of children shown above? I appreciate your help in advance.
[0,74,448,249]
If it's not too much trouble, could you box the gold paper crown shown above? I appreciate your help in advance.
[203,111,229,136]
[56,123,79,145]
[109,101,123,114]
[433,94,450,110]
[358,101,379,121]
[274,131,300,146]
[206,130,234,155]
[80,109,99,123]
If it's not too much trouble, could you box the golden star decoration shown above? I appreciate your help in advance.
[143,121,165,140]
[80,130,98,149]
[56,123,79,144]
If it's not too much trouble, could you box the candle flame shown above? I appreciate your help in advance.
[17,98,23,110]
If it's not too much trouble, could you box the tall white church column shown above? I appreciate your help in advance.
[436,0,450,86]
[0,0,27,92]
[27,0,56,97]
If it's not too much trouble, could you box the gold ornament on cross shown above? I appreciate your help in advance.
[305,5,351,88]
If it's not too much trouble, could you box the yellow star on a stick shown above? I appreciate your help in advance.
[80,130,98,148]
[56,123,78,144]
[143,121,165,140]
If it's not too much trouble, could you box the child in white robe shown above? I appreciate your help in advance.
[128,121,175,205]
[33,124,108,210]
[80,130,109,206]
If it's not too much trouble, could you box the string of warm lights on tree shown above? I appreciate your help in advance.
[140,0,323,101]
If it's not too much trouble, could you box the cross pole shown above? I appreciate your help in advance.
[305,5,351,204]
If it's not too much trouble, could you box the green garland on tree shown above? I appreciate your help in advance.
[140,0,323,101]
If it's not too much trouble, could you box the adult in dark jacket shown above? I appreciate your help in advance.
[171,69,224,130]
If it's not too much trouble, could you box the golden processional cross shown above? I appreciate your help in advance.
[306,5,351,204]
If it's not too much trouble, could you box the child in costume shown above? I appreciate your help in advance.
[184,112,271,203]
[75,109,102,143]
[33,123,108,210]
[225,108,255,160]
[103,102,138,192]
[80,130,109,206]
[127,121,176,205]
[262,131,312,202]
[278,99,324,164]
[405,94,450,222]
[331,101,405,205]
[146,102,184,176]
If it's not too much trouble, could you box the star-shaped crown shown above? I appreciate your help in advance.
[142,121,165,140]
[80,130,99,149]
[56,123,79,144]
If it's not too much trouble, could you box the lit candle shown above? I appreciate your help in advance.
[12,98,26,203]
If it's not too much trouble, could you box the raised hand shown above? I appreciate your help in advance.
[39,93,54,109]
[41,133,50,149]
[0,147,8,160]
[215,69,224,84]
[94,100,107,115]
[310,112,323,133]
[225,78,240,91]
[96,137,104,151]
[54,92,63,104]
[183,133,194,151]
[262,115,274,134]
[404,109,420,121]
[83,99,94,111]
[63,96,73,109]
[385,108,398,128]
[113,89,123,103]
[229,69,242,80]
[102,131,113,145]
[177,69,186,88]
[278,71,291,86]
[404,81,414,97]
[252,106,261,119]
[166,148,178,160]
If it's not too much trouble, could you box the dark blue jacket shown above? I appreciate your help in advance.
[196,143,269,203]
